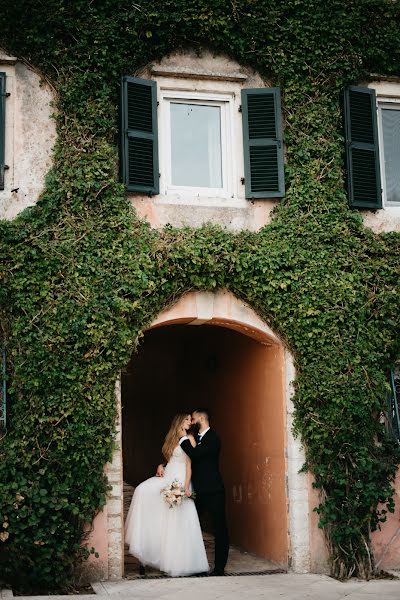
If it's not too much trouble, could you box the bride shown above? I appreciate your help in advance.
[124,413,209,577]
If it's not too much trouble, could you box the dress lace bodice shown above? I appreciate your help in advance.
[168,445,187,464]
[164,445,187,484]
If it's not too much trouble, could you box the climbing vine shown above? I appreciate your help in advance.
[0,0,400,591]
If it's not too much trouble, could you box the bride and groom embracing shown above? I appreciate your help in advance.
[124,409,230,577]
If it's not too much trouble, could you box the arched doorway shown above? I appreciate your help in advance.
[95,290,312,580]
[121,290,292,574]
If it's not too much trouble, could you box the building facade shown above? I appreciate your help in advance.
[1,44,399,582]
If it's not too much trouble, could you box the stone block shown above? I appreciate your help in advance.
[106,451,121,472]
[73,560,108,586]
[109,483,122,497]
[108,531,123,557]
[107,515,122,531]
[106,498,122,516]
[106,471,121,485]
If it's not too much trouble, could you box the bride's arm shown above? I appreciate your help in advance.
[185,456,192,496]
[184,436,195,495]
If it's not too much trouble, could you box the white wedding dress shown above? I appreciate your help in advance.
[124,445,209,576]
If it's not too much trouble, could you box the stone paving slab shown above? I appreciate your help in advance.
[93,573,400,600]
[4,573,400,600]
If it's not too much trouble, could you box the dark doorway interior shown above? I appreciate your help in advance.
[122,324,288,569]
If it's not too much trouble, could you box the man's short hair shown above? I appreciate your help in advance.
[193,408,210,421]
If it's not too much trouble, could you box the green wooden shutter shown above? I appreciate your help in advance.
[0,73,6,191]
[343,86,382,209]
[121,76,159,195]
[241,88,285,199]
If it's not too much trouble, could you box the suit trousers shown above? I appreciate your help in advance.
[196,490,229,571]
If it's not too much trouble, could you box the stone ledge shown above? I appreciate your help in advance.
[0,56,17,65]
[369,73,400,84]
[151,65,248,82]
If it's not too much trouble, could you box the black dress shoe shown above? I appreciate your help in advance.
[209,569,226,576]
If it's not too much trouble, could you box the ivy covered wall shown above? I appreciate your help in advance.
[0,0,400,591]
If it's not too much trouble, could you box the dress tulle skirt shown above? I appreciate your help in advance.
[124,457,209,576]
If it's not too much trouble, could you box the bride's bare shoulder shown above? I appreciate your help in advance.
[187,434,196,447]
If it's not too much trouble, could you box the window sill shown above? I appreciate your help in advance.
[129,193,277,232]
[361,205,400,233]
[360,205,400,213]
[131,191,280,209]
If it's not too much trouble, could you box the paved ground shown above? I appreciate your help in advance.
[92,573,400,599]
[4,573,400,600]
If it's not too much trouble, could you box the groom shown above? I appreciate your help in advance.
[180,408,230,576]
[157,408,229,575]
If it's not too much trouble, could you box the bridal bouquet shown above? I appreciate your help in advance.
[160,479,196,508]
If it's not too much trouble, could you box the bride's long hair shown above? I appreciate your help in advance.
[162,413,190,462]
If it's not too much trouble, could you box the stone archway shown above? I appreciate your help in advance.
[90,290,312,579]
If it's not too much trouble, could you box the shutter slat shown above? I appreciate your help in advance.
[128,137,155,187]
[120,76,159,194]
[0,73,6,191]
[250,146,280,191]
[344,86,381,209]
[242,88,285,198]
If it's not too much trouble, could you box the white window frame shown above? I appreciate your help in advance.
[159,90,235,200]
[377,97,400,208]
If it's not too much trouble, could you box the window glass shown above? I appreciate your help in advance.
[170,103,222,188]
[382,107,400,204]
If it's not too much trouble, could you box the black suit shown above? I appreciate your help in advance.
[180,429,229,572]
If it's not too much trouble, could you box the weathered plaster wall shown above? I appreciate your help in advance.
[85,380,124,581]
[371,470,400,571]
[3,48,398,236]
[362,207,400,233]
[130,50,278,232]
[130,54,400,235]
[307,468,400,574]
[0,51,56,220]
[308,479,329,573]
[214,335,288,564]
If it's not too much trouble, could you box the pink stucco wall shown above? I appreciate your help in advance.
[308,469,400,573]
[371,469,400,571]
[84,506,109,580]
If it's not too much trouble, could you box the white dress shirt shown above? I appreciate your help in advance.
[198,426,210,441]
[179,426,210,445]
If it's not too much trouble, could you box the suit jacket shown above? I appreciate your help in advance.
[180,429,225,494]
